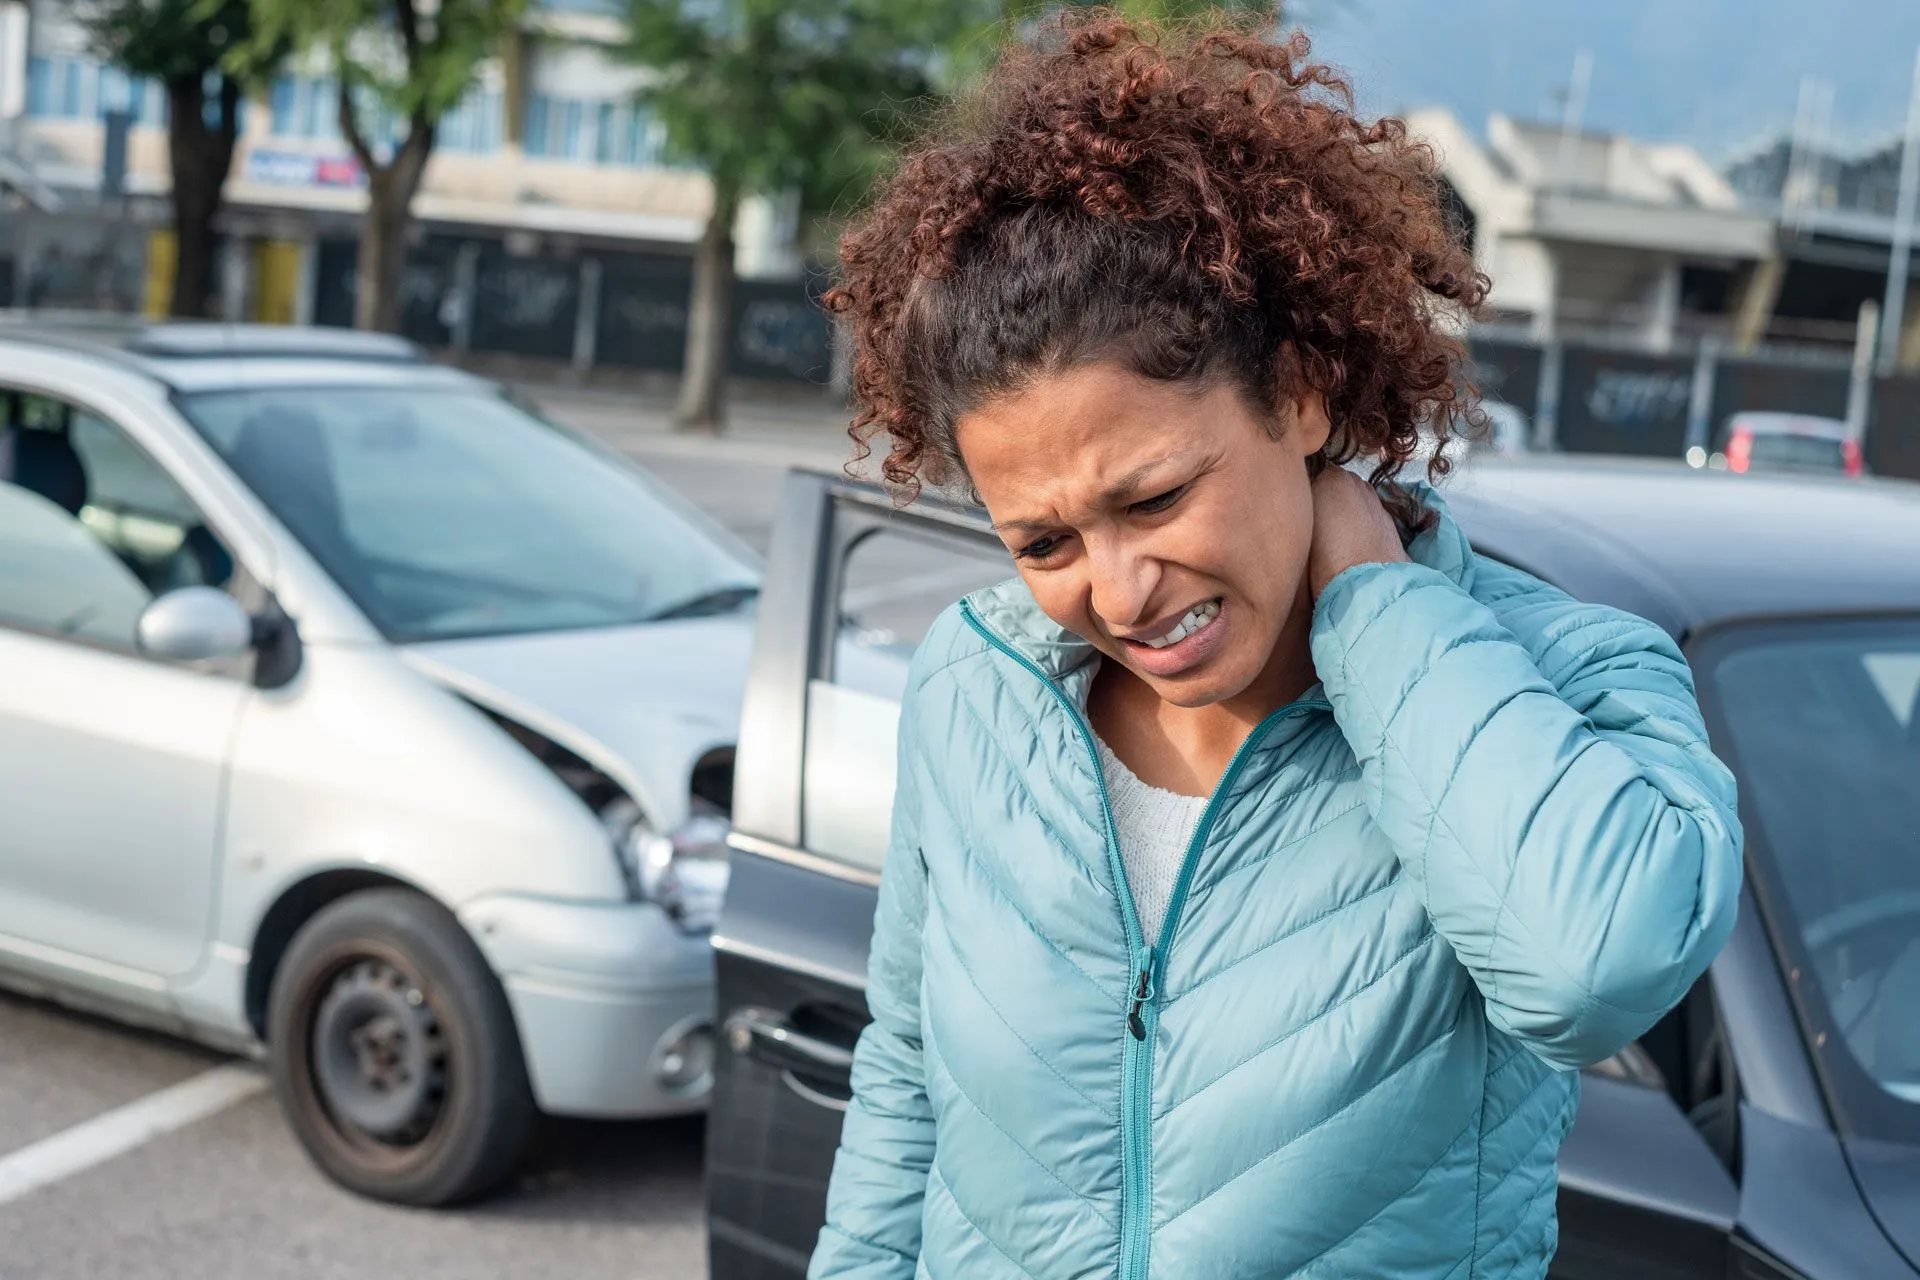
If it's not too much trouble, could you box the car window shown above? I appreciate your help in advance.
[0,391,234,649]
[801,523,1010,872]
[179,385,758,643]
[1745,432,1846,471]
[1704,618,1920,1131]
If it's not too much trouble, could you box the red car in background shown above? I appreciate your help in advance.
[1706,412,1866,478]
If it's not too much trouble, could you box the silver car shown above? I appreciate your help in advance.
[0,321,754,1205]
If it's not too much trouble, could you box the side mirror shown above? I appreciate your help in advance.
[136,587,254,662]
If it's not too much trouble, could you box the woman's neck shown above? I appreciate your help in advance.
[1087,591,1318,797]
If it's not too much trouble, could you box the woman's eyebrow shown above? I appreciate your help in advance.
[1097,457,1179,505]
[989,454,1200,534]
[989,515,1054,535]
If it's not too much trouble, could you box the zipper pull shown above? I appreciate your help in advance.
[1126,950,1156,1041]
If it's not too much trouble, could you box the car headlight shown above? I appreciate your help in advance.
[601,797,731,932]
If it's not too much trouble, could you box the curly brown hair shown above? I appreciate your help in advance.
[825,9,1489,519]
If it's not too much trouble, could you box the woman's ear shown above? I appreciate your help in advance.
[1291,389,1332,457]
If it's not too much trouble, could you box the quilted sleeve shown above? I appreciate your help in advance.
[809,684,935,1279]
[1309,560,1743,1071]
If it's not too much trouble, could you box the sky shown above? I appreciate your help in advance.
[1299,0,1920,163]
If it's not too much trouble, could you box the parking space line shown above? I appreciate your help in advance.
[0,1064,268,1208]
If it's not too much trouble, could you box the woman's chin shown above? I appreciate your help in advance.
[1127,651,1259,710]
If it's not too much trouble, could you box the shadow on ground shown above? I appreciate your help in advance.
[469,1113,707,1227]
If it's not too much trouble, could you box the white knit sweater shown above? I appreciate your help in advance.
[1092,733,1210,943]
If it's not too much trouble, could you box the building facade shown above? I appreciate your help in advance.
[1408,107,1780,354]
[0,0,801,336]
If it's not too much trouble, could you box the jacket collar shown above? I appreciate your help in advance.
[961,481,1477,687]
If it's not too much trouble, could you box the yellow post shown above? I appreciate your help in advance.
[144,229,177,317]
[250,239,302,324]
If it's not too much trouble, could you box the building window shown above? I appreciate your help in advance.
[441,88,503,155]
[294,77,319,137]
[60,58,84,117]
[524,93,552,157]
[26,56,50,117]
[269,77,295,135]
[441,94,471,151]
[625,107,659,167]
[475,89,503,153]
[96,67,123,117]
[560,99,584,160]
[319,80,346,140]
[593,101,618,164]
[122,76,153,124]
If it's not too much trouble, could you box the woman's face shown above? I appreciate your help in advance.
[956,362,1331,709]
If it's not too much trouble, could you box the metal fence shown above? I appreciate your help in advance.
[1468,335,1920,481]
[312,235,833,384]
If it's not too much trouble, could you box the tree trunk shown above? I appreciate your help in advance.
[164,76,240,319]
[675,182,739,432]
[352,121,434,333]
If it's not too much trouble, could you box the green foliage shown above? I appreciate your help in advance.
[621,0,1003,216]
[240,0,529,130]
[621,0,1297,218]
[81,0,259,85]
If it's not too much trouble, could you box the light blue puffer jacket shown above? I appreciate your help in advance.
[810,492,1744,1280]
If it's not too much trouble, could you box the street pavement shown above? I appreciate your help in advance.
[0,389,868,1280]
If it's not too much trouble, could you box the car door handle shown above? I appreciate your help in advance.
[725,1009,856,1079]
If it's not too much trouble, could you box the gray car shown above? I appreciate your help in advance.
[0,321,753,1205]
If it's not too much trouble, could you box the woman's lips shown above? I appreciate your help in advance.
[1120,597,1227,678]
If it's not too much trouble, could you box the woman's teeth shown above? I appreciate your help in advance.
[1141,600,1220,649]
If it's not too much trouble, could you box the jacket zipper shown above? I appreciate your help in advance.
[961,599,1330,1280]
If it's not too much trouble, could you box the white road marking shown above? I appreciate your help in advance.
[0,1064,268,1207]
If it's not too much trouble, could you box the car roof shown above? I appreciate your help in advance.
[1443,456,1920,637]
[0,315,485,393]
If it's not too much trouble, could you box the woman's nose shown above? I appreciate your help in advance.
[1087,536,1160,631]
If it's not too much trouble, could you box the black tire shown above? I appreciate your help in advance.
[266,888,536,1207]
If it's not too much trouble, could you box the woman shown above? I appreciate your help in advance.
[811,14,1743,1279]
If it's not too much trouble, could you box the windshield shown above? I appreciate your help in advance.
[1705,618,1920,1134]
[179,384,758,643]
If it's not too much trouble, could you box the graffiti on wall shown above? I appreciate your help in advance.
[1585,368,1693,429]
[735,298,827,379]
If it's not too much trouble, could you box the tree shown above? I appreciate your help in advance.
[623,0,1297,431]
[621,0,998,431]
[81,0,269,318]
[244,0,528,332]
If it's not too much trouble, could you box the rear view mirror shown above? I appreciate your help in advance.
[137,587,254,662]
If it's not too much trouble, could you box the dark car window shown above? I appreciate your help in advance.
[1703,617,1920,1138]
[179,384,757,644]
[0,390,234,650]
[1744,433,1846,472]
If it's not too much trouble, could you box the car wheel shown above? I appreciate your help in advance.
[266,888,535,1206]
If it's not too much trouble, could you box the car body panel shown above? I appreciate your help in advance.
[1848,1138,1920,1273]
[400,613,755,832]
[1445,459,1920,626]
[461,892,717,1115]
[0,625,245,980]
[1738,1109,1919,1278]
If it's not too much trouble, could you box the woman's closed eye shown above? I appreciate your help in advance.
[1130,484,1188,516]
[1015,533,1067,562]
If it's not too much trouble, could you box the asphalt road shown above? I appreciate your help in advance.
[0,399,885,1280]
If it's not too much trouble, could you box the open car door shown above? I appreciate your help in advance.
[707,472,1010,1278]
